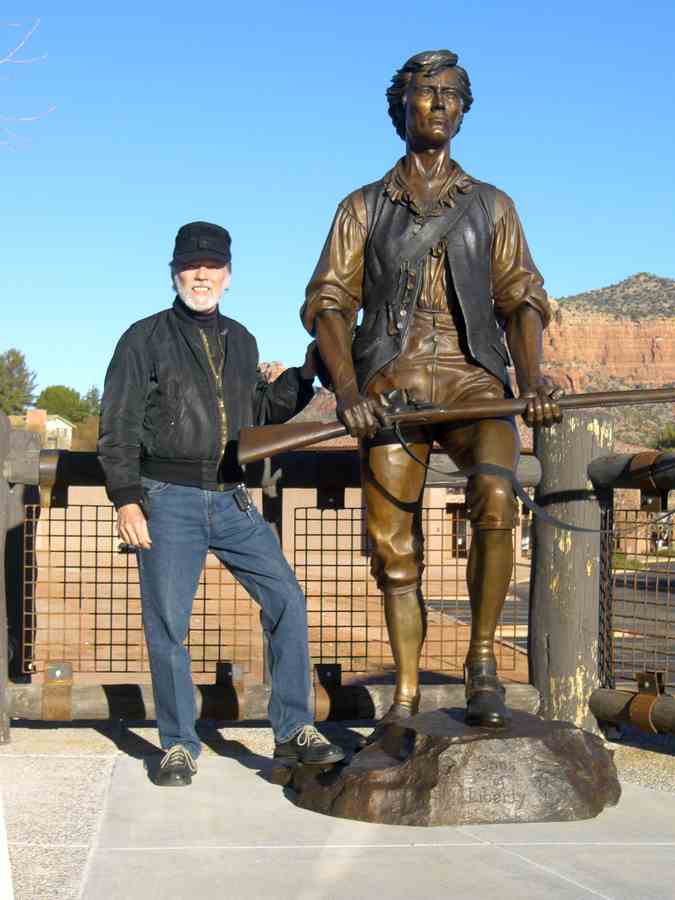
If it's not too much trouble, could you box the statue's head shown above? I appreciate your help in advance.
[387,50,473,147]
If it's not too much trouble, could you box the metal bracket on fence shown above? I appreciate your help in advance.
[640,492,670,513]
[629,671,664,733]
[314,663,342,721]
[205,660,246,722]
[317,487,345,510]
[38,450,62,508]
[42,661,73,721]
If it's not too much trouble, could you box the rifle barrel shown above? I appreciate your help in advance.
[387,387,675,427]
[238,387,675,465]
[559,387,675,409]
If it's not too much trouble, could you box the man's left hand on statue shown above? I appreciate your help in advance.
[519,376,564,428]
[299,340,320,381]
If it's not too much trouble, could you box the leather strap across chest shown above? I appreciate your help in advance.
[365,182,480,267]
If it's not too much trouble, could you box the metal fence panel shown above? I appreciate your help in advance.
[21,504,263,679]
[21,500,528,682]
[294,504,527,679]
[611,508,675,688]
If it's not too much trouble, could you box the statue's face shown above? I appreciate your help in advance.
[404,67,464,149]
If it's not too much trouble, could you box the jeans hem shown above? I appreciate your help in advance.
[161,740,202,759]
[275,720,314,744]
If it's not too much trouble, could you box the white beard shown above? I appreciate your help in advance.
[173,276,225,312]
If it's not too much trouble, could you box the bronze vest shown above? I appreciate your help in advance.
[353,178,511,393]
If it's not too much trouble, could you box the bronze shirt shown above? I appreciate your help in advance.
[302,159,551,405]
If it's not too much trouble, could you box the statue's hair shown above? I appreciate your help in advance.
[386,49,473,141]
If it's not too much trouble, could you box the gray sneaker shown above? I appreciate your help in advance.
[155,744,198,786]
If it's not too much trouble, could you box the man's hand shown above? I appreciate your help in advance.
[299,341,319,381]
[336,389,384,439]
[117,503,152,550]
[520,377,564,428]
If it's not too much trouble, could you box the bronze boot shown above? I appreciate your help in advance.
[464,657,508,728]
[464,527,512,728]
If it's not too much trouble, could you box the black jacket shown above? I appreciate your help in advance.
[98,299,314,508]
[354,177,511,393]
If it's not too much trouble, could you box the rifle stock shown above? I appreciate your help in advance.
[238,386,675,466]
[238,420,347,463]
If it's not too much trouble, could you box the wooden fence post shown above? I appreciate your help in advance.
[529,411,614,732]
[0,413,11,743]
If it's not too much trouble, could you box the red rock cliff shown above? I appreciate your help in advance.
[542,309,675,392]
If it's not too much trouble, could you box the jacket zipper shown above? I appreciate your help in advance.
[199,330,228,461]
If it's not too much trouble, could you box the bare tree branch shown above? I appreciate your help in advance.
[0,18,46,65]
[1,18,53,148]
[0,107,55,122]
[0,126,20,147]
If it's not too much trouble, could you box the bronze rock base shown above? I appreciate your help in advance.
[270,709,621,826]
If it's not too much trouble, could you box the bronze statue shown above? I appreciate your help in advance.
[301,49,561,729]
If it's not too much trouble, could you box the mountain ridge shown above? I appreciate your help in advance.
[556,272,675,320]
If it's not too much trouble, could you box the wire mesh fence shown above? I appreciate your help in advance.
[21,497,529,683]
[23,494,675,689]
[610,507,675,688]
[294,503,527,680]
[21,504,263,679]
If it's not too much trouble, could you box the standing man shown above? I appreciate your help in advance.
[100,221,344,785]
[302,50,561,730]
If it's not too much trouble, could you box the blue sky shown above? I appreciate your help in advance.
[3,1,674,395]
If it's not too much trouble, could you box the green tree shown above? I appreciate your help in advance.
[36,385,89,423]
[72,415,100,451]
[82,385,101,417]
[0,348,37,414]
[654,424,675,450]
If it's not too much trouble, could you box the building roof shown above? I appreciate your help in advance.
[45,414,76,429]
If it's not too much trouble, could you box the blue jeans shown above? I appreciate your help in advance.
[137,478,313,758]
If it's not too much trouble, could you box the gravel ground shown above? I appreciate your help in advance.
[607,726,675,792]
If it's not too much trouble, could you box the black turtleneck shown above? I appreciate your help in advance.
[174,296,224,369]
[173,295,219,327]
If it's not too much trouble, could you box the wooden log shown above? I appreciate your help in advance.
[588,451,675,493]
[0,413,11,743]
[6,681,541,723]
[45,448,542,495]
[590,687,675,735]
[588,688,633,725]
[529,412,614,732]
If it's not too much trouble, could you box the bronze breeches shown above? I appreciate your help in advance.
[362,309,519,592]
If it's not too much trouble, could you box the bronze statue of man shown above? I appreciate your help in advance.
[301,50,560,729]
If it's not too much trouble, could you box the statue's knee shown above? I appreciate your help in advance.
[466,475,517,530]
[370,541,420,592]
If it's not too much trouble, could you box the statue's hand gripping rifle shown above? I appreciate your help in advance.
[237,387,675,466]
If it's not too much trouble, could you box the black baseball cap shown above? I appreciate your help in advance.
[172,221,232,266]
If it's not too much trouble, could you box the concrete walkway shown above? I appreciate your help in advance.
[3,721,675,900]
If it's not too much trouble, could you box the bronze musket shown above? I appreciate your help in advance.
[237,387,675,466]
